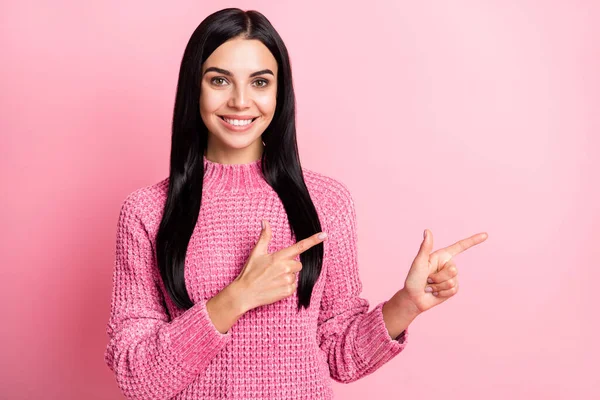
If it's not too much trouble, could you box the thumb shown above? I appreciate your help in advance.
[252,219,272,255]
[416,229,433,261]
[406,229,434,285]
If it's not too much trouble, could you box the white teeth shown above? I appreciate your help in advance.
[224,118,253,126]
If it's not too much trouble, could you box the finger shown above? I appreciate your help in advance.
[442,232,488,258]
[293,260,303,273]
[274,231,328,260]
[426,276,458,293]
[428,261,458,284]
[432,281,459,298]
[252,219,273,255]
[281,259,303,274]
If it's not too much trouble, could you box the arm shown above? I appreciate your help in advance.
[316,180,410,384]
[104,194,234,400]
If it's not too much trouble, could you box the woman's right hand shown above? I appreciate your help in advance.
[232,219,328,312]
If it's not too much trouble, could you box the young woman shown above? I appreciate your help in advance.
[104,7,488,400]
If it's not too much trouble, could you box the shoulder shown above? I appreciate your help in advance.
[302,167,356,216]
[118,177,169,232]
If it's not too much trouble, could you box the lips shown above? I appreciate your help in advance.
[219,115,258,121]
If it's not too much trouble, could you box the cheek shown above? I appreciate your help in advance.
[255,90,277,116]
[199,89,228,115]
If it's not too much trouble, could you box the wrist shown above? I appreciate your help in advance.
[391,288,422,320]
[224,280,250,316]
[382,289,420,340]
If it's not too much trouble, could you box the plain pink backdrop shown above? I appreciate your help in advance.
[1,1,598,399]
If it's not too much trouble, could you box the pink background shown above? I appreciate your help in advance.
[1,1,598,399]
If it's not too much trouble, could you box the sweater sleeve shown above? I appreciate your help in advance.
[316,180,409,384]
[104,194,232,400]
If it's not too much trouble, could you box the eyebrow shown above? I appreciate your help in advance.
[203,67,274,78]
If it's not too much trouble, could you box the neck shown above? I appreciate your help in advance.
[204,141,265,165]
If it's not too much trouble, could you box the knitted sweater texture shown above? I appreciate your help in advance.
[104,155,409,400]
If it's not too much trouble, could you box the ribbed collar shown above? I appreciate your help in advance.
[202,154,270,195]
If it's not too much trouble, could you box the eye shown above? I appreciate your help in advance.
[210,77,228,86]
[253,79,269,88]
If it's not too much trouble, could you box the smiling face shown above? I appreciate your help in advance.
[199,37,278,163]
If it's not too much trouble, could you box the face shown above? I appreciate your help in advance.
[199,37,278,161]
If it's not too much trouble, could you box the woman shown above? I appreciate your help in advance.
[104,7,488,400]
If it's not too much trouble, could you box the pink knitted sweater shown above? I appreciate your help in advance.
[104,155,409,400]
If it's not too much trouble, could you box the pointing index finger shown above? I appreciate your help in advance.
[274,232,327,260]
[443,232,488,257]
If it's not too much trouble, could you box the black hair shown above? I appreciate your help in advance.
[156,8,324,312]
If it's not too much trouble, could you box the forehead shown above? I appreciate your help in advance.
[203,38,278,74]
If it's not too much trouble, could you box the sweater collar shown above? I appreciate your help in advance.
[202,154,270,194]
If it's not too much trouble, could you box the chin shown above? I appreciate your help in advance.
[213,132,263,149]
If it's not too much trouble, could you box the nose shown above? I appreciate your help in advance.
[228,85,250,109]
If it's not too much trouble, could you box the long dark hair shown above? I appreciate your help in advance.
[156,8,324,312]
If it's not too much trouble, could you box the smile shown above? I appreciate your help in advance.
[218,116,259,132]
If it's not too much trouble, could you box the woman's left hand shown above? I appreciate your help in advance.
[401,229,488,314]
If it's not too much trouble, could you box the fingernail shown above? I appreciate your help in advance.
[427,278,433,284]
[433,292,439,296]
[318,232,328,240]
[261,220,265,229]
[425,286,433,293]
